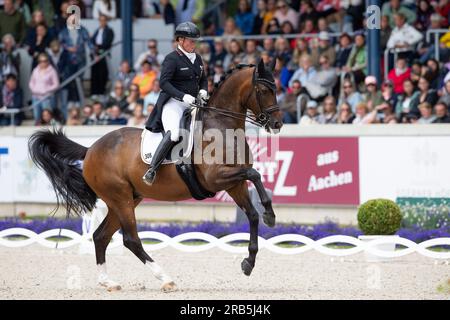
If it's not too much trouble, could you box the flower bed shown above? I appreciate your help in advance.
[0,217,448,244]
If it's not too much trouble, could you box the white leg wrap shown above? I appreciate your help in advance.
[97,264,120,288]
[145,261,173,284]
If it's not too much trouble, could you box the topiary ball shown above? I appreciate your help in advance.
[357,199,402,235]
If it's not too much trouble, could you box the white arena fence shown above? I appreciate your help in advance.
[0,227,449,260]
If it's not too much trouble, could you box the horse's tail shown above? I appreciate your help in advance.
[28,128,97,217]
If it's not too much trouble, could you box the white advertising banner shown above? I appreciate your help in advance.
[0,135,96,203]
[359,136,450,203]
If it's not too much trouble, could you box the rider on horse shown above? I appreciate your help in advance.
[142,22,208,185]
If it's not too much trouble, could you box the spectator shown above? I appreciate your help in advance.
[93,0,117,19]
[382,0,417,28]
[280,79,302,123]
[134,39,165,72]
[274,77,286,103]
[29,53,60,124]
[66,106,82,125]
[288,54,316,88]
[0,34,21,85]
[210,38,228,67]
[337,102,356,124]
[439,78,450,106]
[46,39,71,121]
[417,102,437,123]
[223,17,243,51]
[433,0,450,25]
[253,0,270,35]
[310,31,336,68]
[352,102,377,124]
[265,17,281,34]
[395,78,419,120]
[212,60,225,84]
[262,37,276,58]
[274,37,291,65]
[261,0,277,34]
[39,108,60,126]
[127,103,146,126]
[26,23,53,69]
[317,96,338,124]
[223,39,245,70]
[299,100,320,125]
[115,60,135,91]
[338,79,363,112]
[386,13,423,52]
[0,0,26,44]
[143,79,160,112]
[132,59,157,98]
[198,41,211,64]
[108,105,127,125]
[418,14,449,63]
[377,101,398,124]
[299,18,317,45]
[54,1,70,34]
[149,0,176,25]
[85,101,109,125]
[342,0,365,33]
[304,54,337,100]
[235,0,254,35]
[343,32,366,87]
[30,0,55,27]
[387,56,411,94]
[91,14,115,96]
[15,0,31,25]
[25,10,56,54]
[380,80,398,110]
[125,83,144,115]
[380,15,392,51]
[415,0,434,32]
[335,33,353,70]
[410,75,439,116]
[0,73,23,126]
[174,0,204,25]
[81,104,93,125]
[298,1,319,29]
[425,58,446,90]
[280,20,295,37]
[106,80,128,110]
[433,102,450,123]
[363,75,384,111]
[242,39,260,64]
[274,0,299,30]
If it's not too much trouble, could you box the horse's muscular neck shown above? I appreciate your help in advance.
[203,68,254,132]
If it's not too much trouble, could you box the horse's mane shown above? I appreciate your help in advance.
[213,63,255,90]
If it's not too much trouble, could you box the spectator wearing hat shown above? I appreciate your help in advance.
[363,76,384,111]
[432,102,450,123]
[0,0,26,44]
[132,58,158,98]
[387,57,411,94]
[299,100,321,125]
[311,31,336,69]
[417,102,437,123]
[335,33,353,70]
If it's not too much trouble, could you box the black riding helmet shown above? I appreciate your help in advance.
[174,22,202,40]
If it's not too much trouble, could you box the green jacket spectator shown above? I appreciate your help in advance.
[0,0,26,44]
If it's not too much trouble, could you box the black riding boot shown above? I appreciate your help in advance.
[142,131,176,185]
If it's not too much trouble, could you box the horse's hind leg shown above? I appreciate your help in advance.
[227,181,259,276]
[113,201,177,292]
[93,210,121,291]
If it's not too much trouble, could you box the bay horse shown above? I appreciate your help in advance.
[28,59,283,292]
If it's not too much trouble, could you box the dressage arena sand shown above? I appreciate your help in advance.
[0,245,449,300]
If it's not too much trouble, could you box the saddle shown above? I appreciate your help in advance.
[140,107,215,200]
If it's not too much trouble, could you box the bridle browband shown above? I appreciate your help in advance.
[193,64,280,129]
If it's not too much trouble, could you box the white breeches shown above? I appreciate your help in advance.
[161,98,190,142]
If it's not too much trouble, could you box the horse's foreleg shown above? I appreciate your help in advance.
[116,203,177,292]
[227,181,259,276]
[245,168,276,227]
[93,210,121,291]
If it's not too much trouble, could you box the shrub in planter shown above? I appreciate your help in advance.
[358,199,402,235]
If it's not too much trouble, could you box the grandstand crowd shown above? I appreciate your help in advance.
[0,0,450,127]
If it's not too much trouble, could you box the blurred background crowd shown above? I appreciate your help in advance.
[0,0,450,127]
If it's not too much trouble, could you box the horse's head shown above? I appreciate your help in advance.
[246,59,283,133]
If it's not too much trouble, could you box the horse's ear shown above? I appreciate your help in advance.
[257,59,265,76]
[268,58,276,72]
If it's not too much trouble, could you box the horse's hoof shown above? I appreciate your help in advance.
[263,214,276,228]
[99,281,122,292]
[241,258,253,276]
[161,281,177,293]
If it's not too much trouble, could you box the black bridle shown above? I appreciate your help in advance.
[194,65,280,129]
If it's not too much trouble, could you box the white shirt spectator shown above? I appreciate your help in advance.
[93,0,117,19]
[387,23,423,50]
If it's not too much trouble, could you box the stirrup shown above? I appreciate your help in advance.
[142,167,156,186]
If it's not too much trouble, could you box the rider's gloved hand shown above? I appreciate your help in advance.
[199,89,209,102]
[182,94,196,105]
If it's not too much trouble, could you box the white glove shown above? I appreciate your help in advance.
[199,89,209,101]
[182,94,196,105]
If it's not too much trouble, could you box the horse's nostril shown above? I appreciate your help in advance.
[274,121,282,129]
